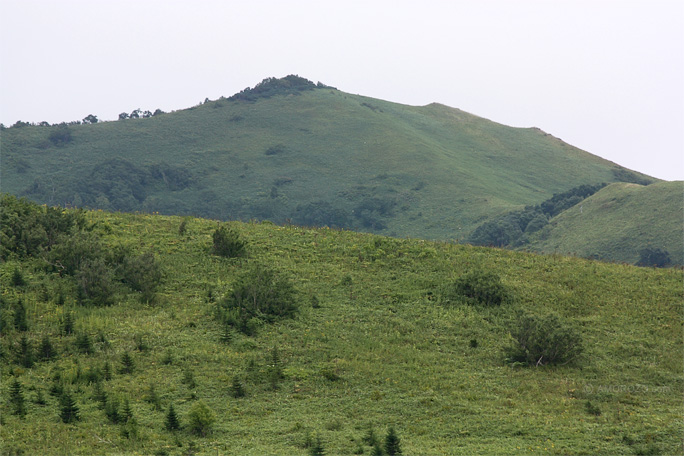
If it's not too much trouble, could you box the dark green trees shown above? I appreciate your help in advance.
[636,247,671,268]
[309,437,326,456]
[48,124,73,146]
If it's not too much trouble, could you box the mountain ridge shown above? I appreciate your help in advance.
[0,75,667,260]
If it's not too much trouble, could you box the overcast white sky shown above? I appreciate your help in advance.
[1,0,682,180]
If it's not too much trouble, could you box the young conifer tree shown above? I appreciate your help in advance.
[165,403,180,431]
[38,335,57,360]
[9,378,26,417]
[119,351,135,374]
[59,392,80,423]
[384,427,402,456]
[15,334,34,368]
[14,299,28,331]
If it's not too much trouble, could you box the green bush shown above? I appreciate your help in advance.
[118,252,162,302]
[211,225,246,258]
[441,270,510,306]
[219,265,297,334]
[505,312,583,367]
[187,401,216,436]
[76,258,115,306]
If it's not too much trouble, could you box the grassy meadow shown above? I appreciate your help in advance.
[1,206,682,455]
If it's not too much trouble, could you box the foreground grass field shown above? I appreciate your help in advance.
[1,207,682,455]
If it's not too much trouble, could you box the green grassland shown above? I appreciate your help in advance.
[2,205,682,455]
[525,181,684,265]
[0,77,655,244]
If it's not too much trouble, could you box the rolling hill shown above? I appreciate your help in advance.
[524,181,684,265]
[1,198,682,455]
[0,76,656,246]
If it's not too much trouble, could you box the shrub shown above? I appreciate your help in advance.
[441,270,510,306]
[76,258,115,306]
[48,124,73,146]
[585,400,601,416]
[211,225,246,258]
[118,252,162,302]
[219,265,297,334]
[187,401,216,436]
[505,312,583,367]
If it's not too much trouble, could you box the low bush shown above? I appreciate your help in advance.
[218,265,297,334]
[440,270,510,306]
[187,401,216,437]
[211,225,246,258]
[505,312,583,366]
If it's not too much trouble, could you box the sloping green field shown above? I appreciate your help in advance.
[525,181,684,265]
[2,201,681,455]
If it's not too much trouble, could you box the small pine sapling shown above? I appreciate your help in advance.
[15,334,34,368]
[59,391,80,423]
[309,436,326,456]
[384,427,402,456]
[13,299,28,331]
[230,376,246,398]
[165,403,180,431]
[119,351,135,374]
[38,335,58,360]
[9,378,26,417]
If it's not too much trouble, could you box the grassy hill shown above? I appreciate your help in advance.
[0,76,655,244]
[524,181,684,265]
[1,198,682,455]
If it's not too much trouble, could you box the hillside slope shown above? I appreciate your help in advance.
[0,76,655,241]
[1,200,682,455]
[524,181,684,264]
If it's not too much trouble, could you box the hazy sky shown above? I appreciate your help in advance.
[1,0,682,180]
